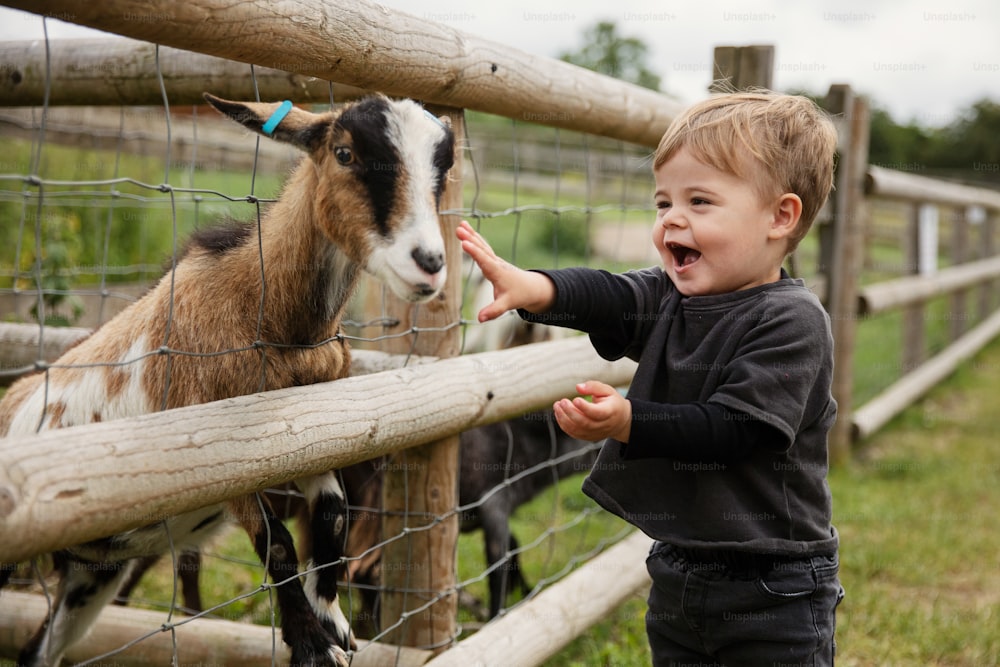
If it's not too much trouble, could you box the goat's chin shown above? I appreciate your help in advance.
[375,264,446,303]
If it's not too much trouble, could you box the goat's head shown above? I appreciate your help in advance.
[204,93,455,303]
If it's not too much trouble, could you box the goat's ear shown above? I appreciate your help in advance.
[203,93,328,153]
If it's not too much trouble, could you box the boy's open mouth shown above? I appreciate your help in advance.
[668,242,702,269]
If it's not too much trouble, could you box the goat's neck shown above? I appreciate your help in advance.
[246,164,361,344]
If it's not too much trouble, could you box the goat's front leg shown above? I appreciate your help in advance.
[18,556,129,667]
[228,494,349,667]
[295,471,355,650]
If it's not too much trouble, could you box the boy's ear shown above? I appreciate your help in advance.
[769,193,803,240]
[203,93,329,153]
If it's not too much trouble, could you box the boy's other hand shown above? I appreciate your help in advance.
[554,380,632,443]
[457,220,555,321]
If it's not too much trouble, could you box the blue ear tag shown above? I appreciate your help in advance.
[262,100,293,136]
[423,108,446,128]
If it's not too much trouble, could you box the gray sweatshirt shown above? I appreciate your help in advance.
[522,266,838,557]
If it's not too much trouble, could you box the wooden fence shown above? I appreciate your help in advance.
[849,168,1000,440]
[2,0,1000,663]
[0,0,667,663]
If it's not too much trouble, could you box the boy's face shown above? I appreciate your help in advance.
[652,147,798,296]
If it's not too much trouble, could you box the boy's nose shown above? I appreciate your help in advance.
[661,208,687,229]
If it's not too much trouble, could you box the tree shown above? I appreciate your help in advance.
[559,21,661,91]
[925,98,1000,176]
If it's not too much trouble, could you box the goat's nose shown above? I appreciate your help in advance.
[412,247,444,275]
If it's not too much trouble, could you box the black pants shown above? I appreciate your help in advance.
[645,542,844,667]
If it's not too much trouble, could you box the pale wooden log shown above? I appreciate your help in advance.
[1,0,683,147]
[0,38,369,107]
[858,255,1000,316]
[825,87,870,463]
[0,590,430,667]
[378,106,464,651]
[866,165,1000,210]
[423,530,653,667]
[852,307,1000,440]
[0,336,637,563]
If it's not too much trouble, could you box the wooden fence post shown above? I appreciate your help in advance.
[902,202,926,372]
[710,45,774,91]
[950,207,970,341]
[981,210,998,318]
[823,85,870,461]
[377,106,465,652]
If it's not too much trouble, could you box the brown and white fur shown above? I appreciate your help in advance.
[0,93,455,667]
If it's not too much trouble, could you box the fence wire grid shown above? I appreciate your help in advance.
[0,21,654,667]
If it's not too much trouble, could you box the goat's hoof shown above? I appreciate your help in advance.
[317,617,356,652]
[289,645,350,667]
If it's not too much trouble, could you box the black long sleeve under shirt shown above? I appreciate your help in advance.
[623,400,780,463]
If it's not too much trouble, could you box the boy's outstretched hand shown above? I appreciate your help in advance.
[457,220,556,322]
[554,380,632,443]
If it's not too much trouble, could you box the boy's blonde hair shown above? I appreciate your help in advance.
[653,91,838,253]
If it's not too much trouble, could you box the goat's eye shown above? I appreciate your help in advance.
[334,146,354,165]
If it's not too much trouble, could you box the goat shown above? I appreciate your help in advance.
[0,93,455,667]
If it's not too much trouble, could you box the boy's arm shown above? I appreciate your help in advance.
[555,381,781,463]
[623,399,782,462]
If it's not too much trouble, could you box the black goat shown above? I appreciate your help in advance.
[458,410,599,618]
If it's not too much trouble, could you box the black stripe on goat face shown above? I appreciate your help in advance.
[334,97,400,238]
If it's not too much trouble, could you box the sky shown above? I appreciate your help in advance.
[1,1,997,128]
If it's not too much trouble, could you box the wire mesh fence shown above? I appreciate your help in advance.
[0,22,653,666]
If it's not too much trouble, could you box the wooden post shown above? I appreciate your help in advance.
[823,85,870,460]
[981,210,998,319]
[378,107,464,652]
[710,45,774,92]
[901,202,925,372]
[949,207,969,340]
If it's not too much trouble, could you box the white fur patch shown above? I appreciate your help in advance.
[6,335,154,436]
[366,100,450,301]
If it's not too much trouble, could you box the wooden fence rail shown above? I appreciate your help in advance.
[849,165,1000,441]
[866,164,1000,209]
[858,254,1000,316]
[0,0,683,147]
[0,336,636,563]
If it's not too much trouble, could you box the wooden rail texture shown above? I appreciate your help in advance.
[0,0,684,147]
[0,37,370,107]
[0,591,432,667]
[0,336,637,563]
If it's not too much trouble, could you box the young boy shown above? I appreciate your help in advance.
[457,91,843,665]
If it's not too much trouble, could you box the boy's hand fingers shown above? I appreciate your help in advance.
[576,380,616,400]
[477,299,509,322]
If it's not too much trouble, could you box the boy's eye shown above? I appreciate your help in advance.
[656,201,671,210]
[691,197,710,206]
